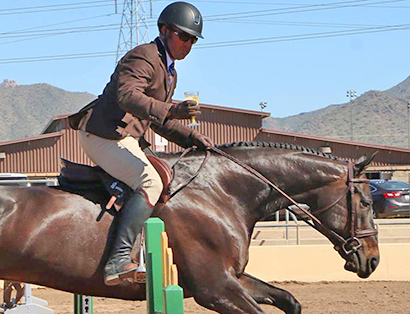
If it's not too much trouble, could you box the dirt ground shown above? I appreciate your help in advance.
[2,281,410,314]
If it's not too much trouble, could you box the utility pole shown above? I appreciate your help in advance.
[259,101,267,112]
[346,90,357,141]
[116,0,151,63]
[407,101,410,148]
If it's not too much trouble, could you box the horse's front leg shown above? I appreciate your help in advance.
[238,273,301,314]
[188,270,266,314]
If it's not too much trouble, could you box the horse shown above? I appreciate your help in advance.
[0,142,379,314]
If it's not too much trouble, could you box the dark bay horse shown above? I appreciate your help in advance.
[0,142,379,314]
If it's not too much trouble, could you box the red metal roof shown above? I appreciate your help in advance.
[260,128,410,154]
[0,132,63,147]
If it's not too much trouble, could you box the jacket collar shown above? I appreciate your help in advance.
[153,37,176,100]
[154,37,169,69]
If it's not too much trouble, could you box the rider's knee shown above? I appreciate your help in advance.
[140,171,163,206]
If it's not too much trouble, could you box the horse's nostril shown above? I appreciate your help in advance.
[370,257,379,271]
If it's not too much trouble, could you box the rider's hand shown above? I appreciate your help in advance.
[192,134,214,149]
[168,100,201,120]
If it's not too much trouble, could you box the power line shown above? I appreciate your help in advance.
[194,23,410,49]
[192,0,410,8]
[2,0,406,18]
[0,0,408,63]
[0,0,114,16]
[205,0,408,21]
[1,0,403,36]
[0,51,116,64]
[1,22,409,64]
[0,13,116,36]
[0,0,113,12]
[0,14,119,46]
[0,24,119,39]
[0,18,387,40]
[213,18,385,28]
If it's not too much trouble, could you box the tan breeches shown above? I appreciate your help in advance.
[79,131,163,207]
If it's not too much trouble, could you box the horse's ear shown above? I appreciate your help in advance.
[354,151,378,176]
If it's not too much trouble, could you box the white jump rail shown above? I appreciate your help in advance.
[4,284,54,314]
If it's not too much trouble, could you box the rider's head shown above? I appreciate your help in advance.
[158,2,203,60]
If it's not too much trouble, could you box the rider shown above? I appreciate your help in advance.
[68,1,213,286]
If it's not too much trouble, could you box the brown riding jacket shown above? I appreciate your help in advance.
[69,37,199,148]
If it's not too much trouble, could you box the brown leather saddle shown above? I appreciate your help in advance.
[58,155,173,220]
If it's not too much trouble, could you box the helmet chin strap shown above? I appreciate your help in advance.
[160,29,176,61]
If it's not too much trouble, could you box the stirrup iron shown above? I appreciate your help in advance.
[134,229,146,283]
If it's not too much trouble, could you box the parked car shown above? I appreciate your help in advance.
[370,180,410,218]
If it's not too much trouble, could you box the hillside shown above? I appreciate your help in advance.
[264,76,410,148]
[383,75,410,101]
[0,80,95,141]
[1,76,410,148]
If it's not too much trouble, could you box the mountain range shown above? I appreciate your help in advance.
[1,76,410,148]
[0,80,95,141]
[263,75,410,148]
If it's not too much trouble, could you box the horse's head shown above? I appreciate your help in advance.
[309,153,379,279]
[203,144,380,278]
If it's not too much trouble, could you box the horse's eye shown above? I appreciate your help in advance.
[361,198,372,206]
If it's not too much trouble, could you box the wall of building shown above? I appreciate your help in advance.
[0,105,268,175]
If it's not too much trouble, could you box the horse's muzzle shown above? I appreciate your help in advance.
[344,250,379,278]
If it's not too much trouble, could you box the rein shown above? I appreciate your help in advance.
[211,147,378,257]
[170,146,377,257]
[170,147,211,198]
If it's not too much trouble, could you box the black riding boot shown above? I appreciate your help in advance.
[104,190,153,286]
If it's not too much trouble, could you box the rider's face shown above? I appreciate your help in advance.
[163,26,195,60]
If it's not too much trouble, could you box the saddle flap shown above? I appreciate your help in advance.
[147,155,173,203]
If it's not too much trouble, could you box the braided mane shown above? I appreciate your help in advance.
[216,141,338,160]
[164,141,337,160]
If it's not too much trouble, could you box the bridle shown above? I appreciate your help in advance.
[311,161,379,257]
[171,146,378,258]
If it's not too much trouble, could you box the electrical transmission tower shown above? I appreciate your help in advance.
[115,0,151,63]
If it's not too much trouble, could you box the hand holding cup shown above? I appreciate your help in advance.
[168,100,200,120]
[184,91,200,127]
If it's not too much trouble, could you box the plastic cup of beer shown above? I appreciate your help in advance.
[184,91,200,127]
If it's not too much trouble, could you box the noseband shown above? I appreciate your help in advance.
[313,161,378,257]
[204,147,378,258]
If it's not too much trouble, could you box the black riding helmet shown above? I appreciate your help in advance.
[158,2,203,39]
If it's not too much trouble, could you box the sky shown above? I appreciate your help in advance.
[1,0,410,118]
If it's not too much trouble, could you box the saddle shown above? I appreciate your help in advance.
[58,155,173,220]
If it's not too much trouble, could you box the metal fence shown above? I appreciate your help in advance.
[0,179,58,186]
[254,211,410,246]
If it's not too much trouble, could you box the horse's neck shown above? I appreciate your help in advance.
[245,148,343,184]
[235,148,347,212]
[161,147,345,215]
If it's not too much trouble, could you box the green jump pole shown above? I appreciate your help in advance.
[74,294,93,314]
[145,218,165,314]
[164,285,184,314]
